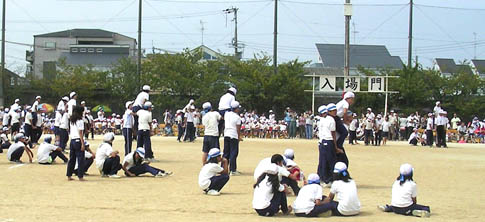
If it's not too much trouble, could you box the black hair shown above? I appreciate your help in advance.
[396,172,414,185]
[226,90,235,96]
[207,156,219,164]
[332,171,352,183]
[69,106,84,124]
[270,154,284,165]
[254,173,280,193]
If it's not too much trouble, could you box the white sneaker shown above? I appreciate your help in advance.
[155,172,167,178]
[230,171,242,176]
[206,190,220,196]
[150,158,160,162]
[109,174,121,179]
[377,205,388,212]
[412,210,430,218]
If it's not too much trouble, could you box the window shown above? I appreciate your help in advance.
[10,78,15,86]
[45,42,56,49]
[96,48,103,53]
[80,48,87,53]
[88,48,95,53]
[71,48,78,53]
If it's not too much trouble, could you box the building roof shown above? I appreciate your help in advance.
[35,29,128,39]
[456,64,473,75]
[435,58,457,74]
[192,45,221,60]
[471,59,485,74]
[315,43,403,69]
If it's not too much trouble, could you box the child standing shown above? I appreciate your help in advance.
[252,163,291,216]
[198,148,229,196]
[378,163,431,217]
[382,116,390,145]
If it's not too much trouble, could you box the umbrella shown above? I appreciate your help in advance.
[38,103,54,113]
[92,105,112,113]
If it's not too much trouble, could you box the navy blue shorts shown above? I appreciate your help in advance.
[202,135,220,153]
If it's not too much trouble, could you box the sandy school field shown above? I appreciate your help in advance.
[0,136,484,222]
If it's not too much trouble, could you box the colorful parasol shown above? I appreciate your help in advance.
[92,105,112,113]
[38,103,54,113]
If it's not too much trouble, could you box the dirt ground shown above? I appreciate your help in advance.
[0,135,484,222]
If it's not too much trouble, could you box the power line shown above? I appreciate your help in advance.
[10,0,50,32]
[357,4,409,44]
[100,0,138,28]
[414,3,485,11]
[280,0,407,7]
[279,1,329,43]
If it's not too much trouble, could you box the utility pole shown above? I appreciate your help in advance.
[0,0,5,107]
[137,0,142,89]
[408,0,413,68]
[223,7,240,60]
[474,32,477,59]
[273,0,278,75]
[344,0,352,76]
[200,20,205,45]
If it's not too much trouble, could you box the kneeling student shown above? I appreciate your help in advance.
[122,147,172,178]
[318,162,361,216]
[198,148,229,196]
[0,127,11,152]
[7,133,33,163]
[252,163,291,216]
[37,136,68,164]
[95,133,125,178]
[292,174,332,217]
[378,163,431,217]
[74,141,95,176]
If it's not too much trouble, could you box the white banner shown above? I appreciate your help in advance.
[319,76,336,92]
[344,77,360,92]
[368,77,385,92]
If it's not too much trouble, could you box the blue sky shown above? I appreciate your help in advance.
[3,0,485,73]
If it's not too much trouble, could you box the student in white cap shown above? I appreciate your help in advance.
[57,96,69,112]
[133,85,151,134]
[223,100,243,175]
[7,133,33,163]
[349,113,359,145]
[122,147,171,177]
[137,101,156,161]
[292,173,332,217]
[218,86,237,136]
[253,154,300,194]
[408,128,419,146]
[37,136,68,164]
[0,127,11,151]
[364,108,374,146]
[379,163,430,217]
[183,105,196,142]
[31,96,41,126]
[10,107,21,137]
[66,106,86,181]
[122,101,135,155]
[2,108,10,128]
[24,107,34,147]
[425,113,435,147]
[182,99,195,113]
[382,115,390,145]
[433,101,442,117]
[198,148,229,196]
[9,99,20,116]
[253,163,291,216]
[318,162,360,216]
[201,102,221,165]
[335,92,354,152]
[283,149,304,195]
[95,132,124,178]
[436,110,448,148]
[59,106,69,152]
[317,104,343,186]
[67,92,77,117]
[374,114,383,146]
[175,110,184,142]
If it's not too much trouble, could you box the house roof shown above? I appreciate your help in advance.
[456,64,473,75]
[192,45,221,59]
[35,29,133,40]
[435,58,457,74]
[315,43,403,69]
[471,59,485,74]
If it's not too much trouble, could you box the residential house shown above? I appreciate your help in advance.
[470,59,485,78]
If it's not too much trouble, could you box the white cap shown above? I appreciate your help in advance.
[436,101,440,105]
[377,114,382,118]
[230,101,240,109]
[136,148,146,158]
[103,132,115,142]
[176,110,182,114]
[399,163,413,176]
[116,115,120,118]
[440,110,446,114]
[70,92,76,98]
[269,110,273,113]
[333,162,347,173]
[142,85,151,91]
[284,148,294,159]
[2,127,7,131]
[84,140,90,147]
[208,148,221,159]
[189,105,195,110]
[390,110,394,113]
[144,101,153,107]
[62,96,69,101]
[36,96,41,100]
[318,105,327,114]
[126,101,133,109]
[352,113,357,117]
[343,91,355,99]
[263,163,279,175]
[367,107,372,111]
[428,113,433,117]
[202,102,211,109]
[14,99,20,103]
[80,101,85,105]
[189,99,195,103]
[327,103,337,111]
[307,173,320,184]
[112,113,116,116]
[4,108,8,112]
[228,87,237,94]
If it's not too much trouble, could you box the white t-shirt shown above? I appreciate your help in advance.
[252,176,285,210]
[391,180,417,208]
[137,109,152,130]
[319,116,335,141]
[67,99,76,116]
[35,115,43,127]
[185,111,194,123]
[60,113,69,129]
[382,120,390,132]
[253,158,290,182]
[37,143,58,163]
[426,118,434,130]
[292,184,323,214]
[198,163,224,190]
[69,120,84,139]
[349,119,358,131]
[336,100,349,118]
[57,100,65,112]
[25,112,33,126]
[202,111,221,136]
[10,112,20,124]
[95,143,114,170]
[330,180,361,216]
[7,142,25,161]
[2,113,9,126]
[1,133,8,143]
[133,92,149,107]
[218,93,235,111]
[224,111,241,139]
[54,111,62,127]
[123,109,134,128]
[32,101,39,112]
[122,151,137,170]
